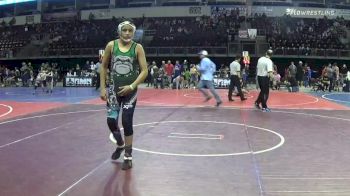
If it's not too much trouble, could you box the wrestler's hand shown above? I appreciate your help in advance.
[118,85,133,96]
[100,88,107,101]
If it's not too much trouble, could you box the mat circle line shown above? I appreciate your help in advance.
[0,104,13,118]
[184,92,254,99]
[109,120,285,157]
[322,93,350,103]
[139,93,319,107]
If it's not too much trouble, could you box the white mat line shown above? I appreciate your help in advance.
[169,132,223,137]
[57,159,109,196]
[0,122,74,149]
[263,177,350,180]
[168,136,222,140]
[264,190,350,193]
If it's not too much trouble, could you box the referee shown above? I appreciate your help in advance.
[228,54,247,101]
[255,50,274,112]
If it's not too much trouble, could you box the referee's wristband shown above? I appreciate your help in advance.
[129,84,135,90]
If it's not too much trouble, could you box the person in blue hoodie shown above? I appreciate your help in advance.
[173,60,182,89]
[197,50,222,107]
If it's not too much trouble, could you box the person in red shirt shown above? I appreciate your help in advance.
[164,60,174,87]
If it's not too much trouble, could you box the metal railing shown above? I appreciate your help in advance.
[2,43,350,60]
[145,47,228,57]
[272,47,350,58]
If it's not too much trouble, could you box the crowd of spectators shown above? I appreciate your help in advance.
[249,14,350,52]
[0,7,349,58]
[0,23,34,58]
[0,62,59,87]
[148,7,242,47]
[0,60,102,88]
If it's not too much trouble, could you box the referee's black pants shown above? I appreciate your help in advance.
[329,77,334,92]
[228,75,244,100]
[256,76,270,109]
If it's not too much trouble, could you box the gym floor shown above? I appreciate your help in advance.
[0,87,349,196]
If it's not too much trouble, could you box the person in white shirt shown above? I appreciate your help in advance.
[255,50,274,112]
[45,68,54,93]
[90,61,96,71]
[272,71,281,90]
[228,54,247,101]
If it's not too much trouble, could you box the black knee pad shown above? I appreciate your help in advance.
[107,118,119,132]
[122,102,136,136]
[122,117,133,136]
[124,129,133,137]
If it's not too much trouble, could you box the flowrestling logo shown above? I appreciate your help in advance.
[286,8,336,17]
